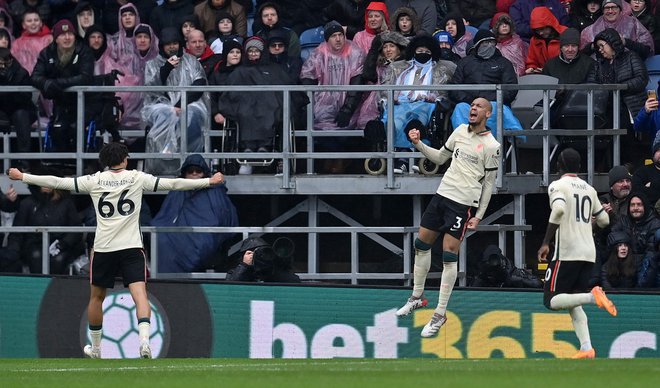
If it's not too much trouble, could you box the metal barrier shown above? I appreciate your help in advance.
[0,83,624,284]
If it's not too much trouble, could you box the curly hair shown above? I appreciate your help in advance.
[99,142,129,169]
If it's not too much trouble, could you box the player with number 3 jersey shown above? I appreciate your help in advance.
[8,143,226,359]
[395,97,501,338]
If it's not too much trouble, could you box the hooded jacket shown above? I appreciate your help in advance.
[385,0,436,35]
[151,154,238,273]
[0,50,34,113]
[611,192,660,256]
[586,27,648,118]
[526,6,568,70]
[492,12,529,76]
[194,0,247,38]
[252,3,301,59]
[390,6,421,38]
[353,1,390,54]
[580,7,654,58]
[442,12,473,58]
[510,0,569,41]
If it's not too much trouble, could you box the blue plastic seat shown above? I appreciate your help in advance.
[299,26,324,61]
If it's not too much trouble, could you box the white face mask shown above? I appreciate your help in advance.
[477,42,496,59]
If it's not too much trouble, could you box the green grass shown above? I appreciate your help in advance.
[0,358,658,388]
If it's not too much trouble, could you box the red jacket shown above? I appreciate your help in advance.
[526,6,567,70]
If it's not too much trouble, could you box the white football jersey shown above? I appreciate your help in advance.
[415,123,500,218]
[548,174,608,262]
[23,170,210,252]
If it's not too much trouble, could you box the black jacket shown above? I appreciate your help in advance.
[586,28,648,117]
[542,53,594,84]
[449,49,519,106]
[0,59,35,113]
[31,41,94,108]
[149,0,196,38]
[323,0,374,40]
[611,193,660,256]
[632,164,660,205]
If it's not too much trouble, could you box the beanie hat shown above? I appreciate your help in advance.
[607,230,631,250]
[473,29,496,47]
[134,24,151,38]
[608,165,631,187]
[52,19,75,40]
[433,30,454,46]
[324,20,344,41]
[602,0,622,8]
[120,5,137,15]
[267,28,288,45]
[159,27,181,46]
[244,36,265,52]
[560,28,580,46]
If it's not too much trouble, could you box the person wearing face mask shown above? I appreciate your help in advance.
[491,12,528,76]
[432,30,461,63]
[142,27,210,174]
[449,29,523,138]
[379,34,456,173]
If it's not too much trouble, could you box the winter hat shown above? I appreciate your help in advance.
[379,30,409,49]
[602,0,622,8]
[608,165,631,187]
[560,28,580,46]
[120,5,137,15]
[473,29,496,47]
[134,24,151,37]
[433,30,454,46]
[267,28,288,45]
[405,34,441,61]
[324,20,344,41]
[215,11,234,26]
[607,230,631,250]
[160,27,181,46]
[244,36,265,52]
[52,19,75,40]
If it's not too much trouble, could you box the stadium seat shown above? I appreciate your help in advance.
[299,26,324,61]
[465,25,478,37]
[645,54,660,92]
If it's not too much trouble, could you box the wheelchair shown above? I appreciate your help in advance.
[363,101,452,175]
[215,118,296,175]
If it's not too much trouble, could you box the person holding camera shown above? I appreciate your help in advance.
[226,237,300,283]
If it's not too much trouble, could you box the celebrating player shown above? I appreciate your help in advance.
[396,97,501,337]
[537,147,617,359]
[8,142,226,359]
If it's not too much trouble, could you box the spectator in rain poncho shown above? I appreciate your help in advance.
[359,30,409,127]
[84,25,139,142]
[491,12,528,76]
[142,27,210,175]
[580,0,654,58]
[299,20,365,131]
[11,9,52,74]
[108,3,140,71]
[151,154,238,273]
[352,1,390,54]
[441,13,473,58]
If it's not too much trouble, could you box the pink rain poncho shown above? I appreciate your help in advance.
[299,40,365,130]
[108,3,140,72]
[11,25,51,74]
[580,13,654,55]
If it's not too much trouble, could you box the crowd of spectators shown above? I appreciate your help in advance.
[3,0,660,285]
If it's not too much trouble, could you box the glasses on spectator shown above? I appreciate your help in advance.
[415,49,432,54]
[603,5,619,10]
[596,42,609,49]
[270,43,285,48]
[631,0,644,3]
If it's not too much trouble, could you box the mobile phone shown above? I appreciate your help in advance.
[648,89,657,100]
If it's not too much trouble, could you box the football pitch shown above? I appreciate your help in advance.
[1,358,658,388]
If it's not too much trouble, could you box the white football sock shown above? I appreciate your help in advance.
[569,306,592,351]
[138,321,150,344]
[90,328,102,349]
[550,293,594,310]
[412,248,432,298]
[435,262,457,316]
